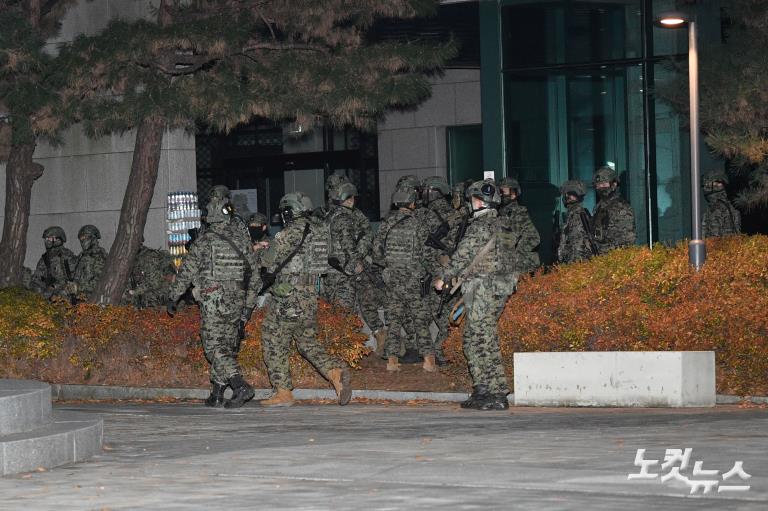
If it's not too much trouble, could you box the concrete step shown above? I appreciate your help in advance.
[0,379,52,436]
[0,410,103,476]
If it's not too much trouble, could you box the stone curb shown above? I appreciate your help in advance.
[50,384,768,405]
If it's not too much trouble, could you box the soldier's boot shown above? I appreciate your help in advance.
[386,356,401,372]
[479,393,510,411]
[373,328,388,357]
[224,374,255,409]
[422,354,438,373]
[259,388,295,407]
[327,367,352,406]
[204,382,227,408]
[460,385,490,409]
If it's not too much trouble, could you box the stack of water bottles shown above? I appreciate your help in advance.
[166,191,201,269]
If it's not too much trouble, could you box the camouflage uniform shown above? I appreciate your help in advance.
[422,177,468,353]
[440,181,518,408]
[373,194,434,359]
[325,184,371,311]
[592,167,635,254]
[247,212,271,268]
[702,170,741,237]
[169,203,261,387]
[31,226,77,300]
[497,177,540,273]
[557,180,596,264]
[123,245,176,308]
[260,193,347,393]
[349,207,385,333]
[73,225,107,298]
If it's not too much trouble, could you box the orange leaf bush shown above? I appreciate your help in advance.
[0,288,369,389]
[443,235,768,396]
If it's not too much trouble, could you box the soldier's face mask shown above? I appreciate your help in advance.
[248,224,267,242]
[595,181,615,198]
[79,236,95,251]
[44,236,61,250]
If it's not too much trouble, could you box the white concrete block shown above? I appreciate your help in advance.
[85,153,133,211]
[431,69,481,85]
[513,351,716,407]
[30,158,88,215]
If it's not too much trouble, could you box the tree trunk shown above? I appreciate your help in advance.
[0,141,44,287]
[91,117,165,304]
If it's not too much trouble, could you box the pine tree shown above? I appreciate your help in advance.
[61,0,455,304]
[0,0,75,287]
[662,1,768,210]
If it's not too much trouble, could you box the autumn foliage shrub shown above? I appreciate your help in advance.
[0,288,369,389]
[443,235,768,396]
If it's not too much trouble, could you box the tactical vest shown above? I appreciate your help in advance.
[385,214,418,268]
[282,219,331,275]
[208,236,246,281]
[473,217,519,275]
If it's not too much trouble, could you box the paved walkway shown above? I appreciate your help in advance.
[1,402,767,510]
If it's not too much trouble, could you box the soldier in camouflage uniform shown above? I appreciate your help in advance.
[167,186,261,408]
[123,243,176,308]
[388,174,446,364]
[422,176,467,361]
[72,225,107,299]
[497,177,541,273]
[592,166,636,254]
[434,180,517,410]
[325,181,367,310]
[702,169,741,237]
[258,192,352,407]
[31,226,77,300]
[373,188,437,373]
[557,180,597,264]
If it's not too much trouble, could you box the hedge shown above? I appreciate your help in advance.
[1,235,766,396]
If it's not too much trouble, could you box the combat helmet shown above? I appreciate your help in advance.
[395,174,421,192]
[208,185,231,201]
[422,176,451,196]
[593,166,618,185]
[43,226,66,242]
[325,173,350,194]
[391,188,418,208]
[465,179,501,210]
[279,192,314,223]
[331,182,358,203]
[497,176,521,196]
[78,225,101,240]
[248,212,268,225]
[702,169,729,185]
[560,179,587,199]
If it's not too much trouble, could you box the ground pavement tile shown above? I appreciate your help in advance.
[0,403,766,510]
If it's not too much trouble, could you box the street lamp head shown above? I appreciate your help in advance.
[655,11,689,28]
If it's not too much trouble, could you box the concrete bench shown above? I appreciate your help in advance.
[513,351,715,407]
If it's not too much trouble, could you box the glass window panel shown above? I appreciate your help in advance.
[502,0,643,69]
[653,63,691,243]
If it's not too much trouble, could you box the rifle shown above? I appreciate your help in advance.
[578,208,600,256]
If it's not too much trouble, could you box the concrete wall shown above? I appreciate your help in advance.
[377,69,481,217]
[0,0,197,268]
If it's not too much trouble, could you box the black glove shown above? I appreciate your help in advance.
[237,319,246,341]
[261,271,276,289]
[166,299,177,317]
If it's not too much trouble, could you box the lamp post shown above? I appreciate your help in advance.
[655,11,706,270]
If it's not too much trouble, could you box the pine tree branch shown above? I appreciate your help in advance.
[241,42,330,54]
